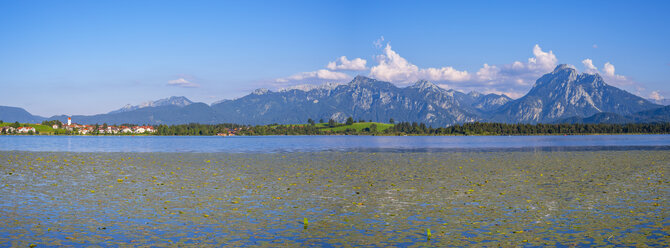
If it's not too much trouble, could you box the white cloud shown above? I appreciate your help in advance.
[167,78,199,88]
[373,36,385,49]
[422,66,471,82]
[267,40,650,101]
[481,89,524,99]
[603,62,620,78]
[581,59,598,74]
[367,43,562,97]
[649,91,663,101]
[475,63,498,81]
[464,44,558,96]
[527,44,558,72]
[580,60,635,88]
[369,44,420,83]
[276,69,350,83]
[369,44,470,85]
[578,59,648,95]
[326,56,367,71]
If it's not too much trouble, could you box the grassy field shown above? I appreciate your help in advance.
[321,122,394,132]
[270,122,394,132]
[0,122,54,134]
[271,123,330,128]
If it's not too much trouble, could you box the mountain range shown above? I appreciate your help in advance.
[1,64,667,126]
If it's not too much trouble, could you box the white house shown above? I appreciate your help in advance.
[120,126,133,133]
[107,127,119,134]
[133,126,146,133]
[1,127,16,133]
[17,127,36,133]
[132,126,155,133]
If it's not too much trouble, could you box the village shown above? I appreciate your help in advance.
[56,117,156,134]
[0,117,249,136]
[0,117,156,135]
[0,126,37,134]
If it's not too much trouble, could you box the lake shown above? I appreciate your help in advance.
[1,134,670,153]
[0,135,668,247]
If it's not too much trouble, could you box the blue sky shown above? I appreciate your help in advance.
[1,0,669,116]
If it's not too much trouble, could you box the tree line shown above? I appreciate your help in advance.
[388,122,670,135]
[156,121,670,136]
[9,118,670,136]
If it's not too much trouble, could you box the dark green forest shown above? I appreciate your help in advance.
[152,121,670,136]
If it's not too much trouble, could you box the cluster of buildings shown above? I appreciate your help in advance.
[217,128,240,136]
[0,126,36,134]
[56,117,156,134]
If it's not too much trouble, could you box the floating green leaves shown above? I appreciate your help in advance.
[0,150,667,247]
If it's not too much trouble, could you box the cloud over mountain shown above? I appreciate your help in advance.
[274,56,365,87]
[580,59,637,90]
[167,78,199,88]
[327,56,367,71]
[268,39,663,101]
[467,44,558,96]
[369,43,471,85]
[582,59,598,74]
[276,69,350,83]
[364,43,562,97]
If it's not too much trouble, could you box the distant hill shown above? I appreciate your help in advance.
[0,65,667,126]
[556,105,670,124]
[108,96,193,114]
[50,102,221,126]
[210,76,511,126]
[648,98,670,106]
[491,64,659,123]
[0,106,45,123]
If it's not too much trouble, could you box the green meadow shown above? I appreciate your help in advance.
[0,122,54,134]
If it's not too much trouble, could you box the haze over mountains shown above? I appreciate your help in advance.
[1,65,667,126]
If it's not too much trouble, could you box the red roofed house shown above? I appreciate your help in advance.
[120,126,133,133]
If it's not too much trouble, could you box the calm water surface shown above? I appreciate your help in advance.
[1,134,669,152]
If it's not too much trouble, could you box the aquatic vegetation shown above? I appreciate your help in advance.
[0,150,667,246]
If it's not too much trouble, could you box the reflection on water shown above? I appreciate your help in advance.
[1,134,669,153]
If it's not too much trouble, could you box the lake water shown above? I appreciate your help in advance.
[1,135,668,246]
[1,134,669,153]
[1,150,668,246]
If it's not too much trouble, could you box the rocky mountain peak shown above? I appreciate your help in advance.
[410,80,440,92]
[109,96,193,114]
[531,64,578,90]
[493,64,659,123]
[152,96,193,107]
[575,72,606,88]
[252,88,270,95]
[468,91,482,98]
[552,64,577,73]
[349,75,376,85]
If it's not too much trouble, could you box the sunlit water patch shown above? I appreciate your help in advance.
[0,150,668,247]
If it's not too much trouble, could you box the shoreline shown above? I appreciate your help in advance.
[2,145,670,155]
